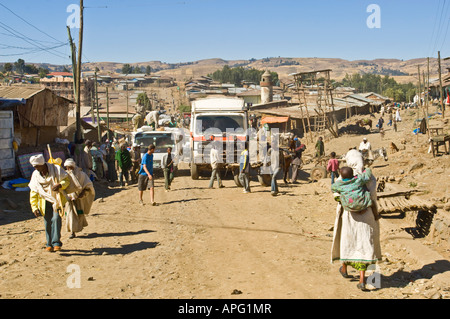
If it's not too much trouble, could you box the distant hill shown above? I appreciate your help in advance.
[3,57,449,84]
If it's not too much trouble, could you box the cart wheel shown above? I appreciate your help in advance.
[190,162,199,180]
[310,166,327,181]
[257,174,271,187]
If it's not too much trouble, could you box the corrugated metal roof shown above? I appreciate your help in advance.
[0,87,46,99]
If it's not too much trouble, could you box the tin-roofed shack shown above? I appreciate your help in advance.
[0,87,73,147]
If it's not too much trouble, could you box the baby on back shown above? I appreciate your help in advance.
[331,166,373,213]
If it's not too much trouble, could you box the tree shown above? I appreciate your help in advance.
[122,63,132,74]
[133,66,142,74]
[209,65,279,87]
[38,67,50,78]
[24,64,39,74]
[145,65,151,75]
[4,63,12,72]
[14,58,25,74]
[136,92,151,110]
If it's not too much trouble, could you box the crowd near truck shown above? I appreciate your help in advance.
[189,97,271,187]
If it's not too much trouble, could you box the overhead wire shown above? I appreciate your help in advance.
[428,0,443,57]
[431,0,449,55]
[0,21,69,60]
[0,2,66,45]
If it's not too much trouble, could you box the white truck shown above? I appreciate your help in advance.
[132,126,187,172]
[189,97,271,186]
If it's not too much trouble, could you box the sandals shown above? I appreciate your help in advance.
[339,266,353,279]
[357,283,368,291]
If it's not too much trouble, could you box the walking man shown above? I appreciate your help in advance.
[209,139,224,189]
[291,139,306,184]
[115,143,132,187]
[130,143,141,184]
[28,154,71,252]
[138,144,156,206]
[161,146,175,191]
[315,136,325,157]
[268,146,285,196]
[239,141,251,193]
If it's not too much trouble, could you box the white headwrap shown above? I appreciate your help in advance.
[30,154,45,166]
[64,158,77,168]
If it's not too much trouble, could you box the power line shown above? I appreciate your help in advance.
[0,21,69,60]
[0,2,66,45]
[0,43,68,57]
[440,17,450,51]
[432,0,449,55]
[428,0,443,57]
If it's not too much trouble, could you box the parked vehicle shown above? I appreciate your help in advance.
[132,126,186,171]
[189,97,270,186]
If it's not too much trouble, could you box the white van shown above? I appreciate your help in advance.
[132,126,187,171]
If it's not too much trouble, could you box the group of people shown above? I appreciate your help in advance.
[28,140,174,252]
[69,139,156,188]
[29,154,96,251]
[30,129,382,292]
[378,104,402,135]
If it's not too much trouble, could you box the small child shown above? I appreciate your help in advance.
[331,166,373,215]
[326,152,340,184]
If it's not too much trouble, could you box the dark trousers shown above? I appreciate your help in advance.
[164,168,174,190]
[44,201,62,248]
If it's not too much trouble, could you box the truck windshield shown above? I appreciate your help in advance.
[195,115,245,134]
[135,133,174,153]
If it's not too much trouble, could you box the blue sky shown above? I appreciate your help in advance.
[0,0,449,65]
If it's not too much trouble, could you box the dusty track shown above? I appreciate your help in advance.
[0,109,449,299]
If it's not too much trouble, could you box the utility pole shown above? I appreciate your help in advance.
[90,91,94,123]
[67,27,77,106]
[106,86,110,141]
[126,77,129,129]
[95,70,101,142]
[75,0,84,142]
[438,51,444,118]
[424,70,430,139]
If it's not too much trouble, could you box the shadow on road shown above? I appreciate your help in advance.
[76,229,155,239]
[380,259,450,289]
[162,198,211,205]
[59,241,159,256]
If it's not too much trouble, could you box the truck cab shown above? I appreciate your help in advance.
[189,97,249,181]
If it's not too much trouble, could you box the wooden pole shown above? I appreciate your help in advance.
[424,70,430,139]
[95,70,101,142]
[438,51,444,118]
[66,27,77,106]
[90,91,94,123]
[106,86,110,141]
[126,77,129,128]
[75,0,84,142]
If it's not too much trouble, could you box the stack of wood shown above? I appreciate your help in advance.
[377,190,437,214]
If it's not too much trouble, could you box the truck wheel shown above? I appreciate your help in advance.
[258,174,271,187]
[310,166,327,181]
[190,162,199,180]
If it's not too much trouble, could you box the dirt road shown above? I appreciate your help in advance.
[1,110,449,299]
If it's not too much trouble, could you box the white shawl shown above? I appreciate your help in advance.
[66,167,95,215]
[28,163,68,213]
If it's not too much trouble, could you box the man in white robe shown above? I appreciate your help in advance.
[64,158,96,238]
[29,154,70,252]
